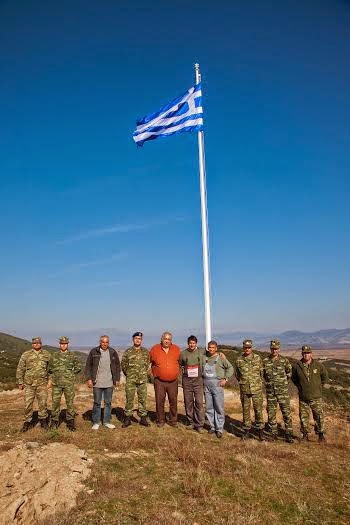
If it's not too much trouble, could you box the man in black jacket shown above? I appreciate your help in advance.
[291,345,328,443]
[85,335,120,430]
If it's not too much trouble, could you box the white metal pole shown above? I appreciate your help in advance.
[194,63,212,345]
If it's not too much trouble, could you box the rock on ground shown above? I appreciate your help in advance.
[0,442,91,525]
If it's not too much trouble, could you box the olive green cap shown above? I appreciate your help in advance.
[32,337,42,344]
[301,345,312,353]
[243,339,253,349]
[59,336,69,344]
[270,340,281,350]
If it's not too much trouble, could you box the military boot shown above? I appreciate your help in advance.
[241,430,250,441]
[301,432,309,442]
[258,430,266,442]
[139,416,150,427]
[122,416,132,428]
[318,433,326,443]
[40,418,48,431]
[21,421,31,433]
[285,433,294,444]
[50,420,59,430]
[66,419,76,432]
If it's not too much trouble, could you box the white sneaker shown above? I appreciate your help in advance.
[92,423,100,430]
[103,423,116,429]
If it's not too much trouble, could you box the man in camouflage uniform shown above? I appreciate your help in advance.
[292,345,328,443]
[235,339,265,440]
[263,340,294,443]
[121,332,150,428]
[16,337,50,432]
[49,336,81,431]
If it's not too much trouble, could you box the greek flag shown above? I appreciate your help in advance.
[133,83,203,146]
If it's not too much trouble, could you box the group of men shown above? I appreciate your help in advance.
[236,338,328,442]
[16,332,328,443]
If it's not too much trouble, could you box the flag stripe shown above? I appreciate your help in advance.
[134,119,203,144]
[133,112,203,136]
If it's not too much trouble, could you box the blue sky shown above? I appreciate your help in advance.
[1,0,349,346]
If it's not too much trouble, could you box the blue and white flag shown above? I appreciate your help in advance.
[133,83,203,146]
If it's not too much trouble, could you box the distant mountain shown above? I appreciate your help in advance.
[216,328,350,348]
[3,328,350,350]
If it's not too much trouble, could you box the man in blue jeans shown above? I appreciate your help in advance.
[203,340,233,438]
[85,335,121,430]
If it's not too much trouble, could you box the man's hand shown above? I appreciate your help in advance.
[219,378,227,387]
[47,381,52,390]
[87,379,93,388]
[18,384,24,391]
[114,382,120,390]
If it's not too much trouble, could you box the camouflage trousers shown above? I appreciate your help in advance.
[299,398,325,435]
[240,391,264,430]
[51,385,76,421]
[24,384,48,422]
[266,390,293,435]
[125,380,147,417]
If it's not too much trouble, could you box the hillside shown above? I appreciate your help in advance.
[0,383,349,524]
[0,332,87,390]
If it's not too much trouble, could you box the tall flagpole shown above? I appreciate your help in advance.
[195,63,212,346]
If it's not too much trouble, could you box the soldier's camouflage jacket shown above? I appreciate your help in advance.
[121,346,150,383]
[235,352,263,394]
[263,355,292,394]
[16,349,51,386]
[49,351,82,386]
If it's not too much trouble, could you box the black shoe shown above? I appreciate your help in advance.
[285,433,294,444]
[185,424,194,430]
[258,430,266,442]
[21,421,31,433]
[301,433,310,442]
[271,433,278,441]
[50,421,59,430]
[318,433,326,443]
[66,420,76,432]
[208,428,216,434]
[241,430,250,441]
[216,431,223,439]
[40,418,48,430]
[122,416,132,428]
[139,416,150,427]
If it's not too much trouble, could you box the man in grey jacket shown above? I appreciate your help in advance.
[85,335,121,430]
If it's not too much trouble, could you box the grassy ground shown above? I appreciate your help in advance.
[0,385,349,525]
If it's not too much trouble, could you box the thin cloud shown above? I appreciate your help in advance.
[55,224,148,245]
[55,216,187,245]
[49,253,127,277]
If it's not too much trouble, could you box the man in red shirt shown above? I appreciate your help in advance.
[150,332,180,427]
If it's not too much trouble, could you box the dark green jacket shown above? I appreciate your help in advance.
[291,359,328,402]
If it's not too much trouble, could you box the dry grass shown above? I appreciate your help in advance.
[0,385,349,524]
